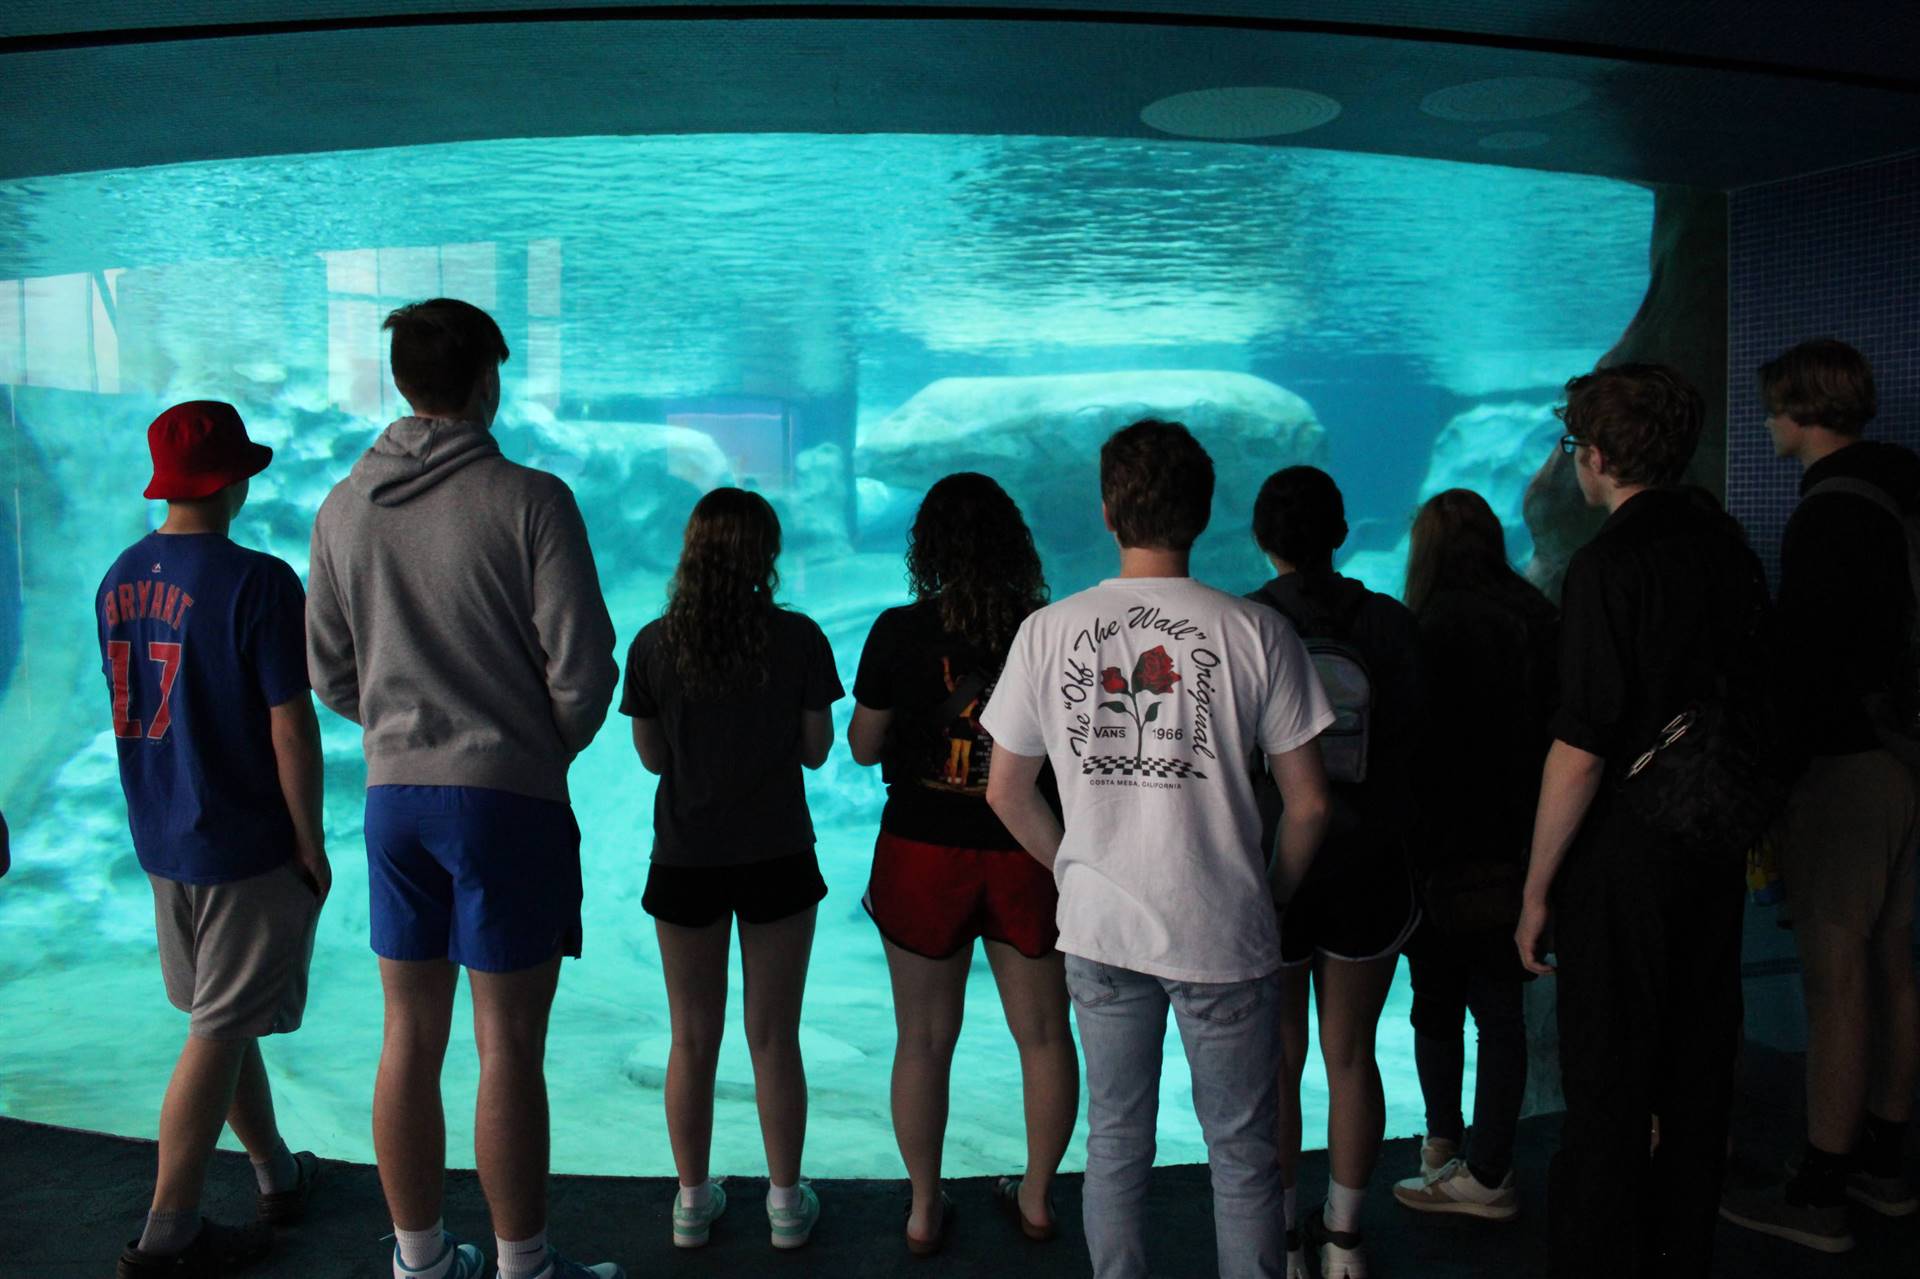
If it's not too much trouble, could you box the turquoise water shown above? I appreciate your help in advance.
[0,135,1650,1176]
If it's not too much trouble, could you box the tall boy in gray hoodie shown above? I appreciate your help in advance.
[307,298,620,1279]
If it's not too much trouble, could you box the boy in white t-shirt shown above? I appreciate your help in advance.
[983,419,1335,1279]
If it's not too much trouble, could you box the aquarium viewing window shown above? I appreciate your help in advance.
[0,133,1651,1175]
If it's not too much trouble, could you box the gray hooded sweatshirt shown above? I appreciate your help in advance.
[307,417,617,803]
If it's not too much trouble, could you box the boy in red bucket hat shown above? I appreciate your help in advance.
[102,400,330,1279]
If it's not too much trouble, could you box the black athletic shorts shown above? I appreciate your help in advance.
[1280,861,1420,966]
[642,850,828,928]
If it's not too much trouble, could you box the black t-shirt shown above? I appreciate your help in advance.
[1552,488,1768,777]
[620,607,844,867]
[852,600,1033,851]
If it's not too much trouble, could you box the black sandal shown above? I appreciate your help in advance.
[906,1191,957,1257]
[118,1218,273,1277]
[257,1150,320,1226]
[994,1176,1057,1241]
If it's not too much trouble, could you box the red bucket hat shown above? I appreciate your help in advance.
[143,401,273,500]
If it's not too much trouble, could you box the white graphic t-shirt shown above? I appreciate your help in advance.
[981,576,1335,983]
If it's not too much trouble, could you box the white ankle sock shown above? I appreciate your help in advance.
[496,1229,548,1279]
[1326,1180,1365,1235]
[394,1220,446,1271]
[767,1180,801,1212]
[138,1208,201,1256]
[1283,1185,1298,1233]
[678,1180,713,1211]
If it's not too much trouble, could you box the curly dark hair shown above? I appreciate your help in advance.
[1556,363,1703,488]
[662,487,781,697]
[906,472,1048,657]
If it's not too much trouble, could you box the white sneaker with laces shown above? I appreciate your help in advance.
[1393,1158,1519,1220]
[1418,1137,1460,1183]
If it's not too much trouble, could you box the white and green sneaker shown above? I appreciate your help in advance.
[672,1181,728,1249]
[768,1182,820,1249]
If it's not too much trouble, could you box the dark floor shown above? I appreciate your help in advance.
[3,1043,1913,1278]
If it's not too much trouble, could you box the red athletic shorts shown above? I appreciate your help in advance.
[863,831,1060,959]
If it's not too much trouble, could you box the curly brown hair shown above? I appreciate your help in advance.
[662,487,781,697]
[1556,363,1703,488]
[906,472,1048,657]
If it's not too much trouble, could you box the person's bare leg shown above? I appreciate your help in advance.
[1796,916,1872,1154]
[469,955,562,1242]
[225,1040,281,1158]
[1866,920,1917,1125]
[884,937,970,1240]
[655,917,733,1191]
[373,958,459,1231]
[985,941,1077,1229]
[1274,965,1312,1193]
[151,1035,249,1213]
[1315,953,1399,1190]
[739,906,818,1187]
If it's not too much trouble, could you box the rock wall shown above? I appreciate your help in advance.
[1522,186,1730,597]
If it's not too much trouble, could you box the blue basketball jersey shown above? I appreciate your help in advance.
[95,532,309,884]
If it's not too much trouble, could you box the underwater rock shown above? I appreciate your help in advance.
[1337,400,1563,597]
[859,371,1327,590]
[498,413,736,572]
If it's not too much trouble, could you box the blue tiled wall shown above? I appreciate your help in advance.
[1727,151,1920,581]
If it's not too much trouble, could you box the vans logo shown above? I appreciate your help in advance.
[1092,725,1128,739]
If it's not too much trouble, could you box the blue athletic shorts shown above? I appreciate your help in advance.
[365,785,584,973]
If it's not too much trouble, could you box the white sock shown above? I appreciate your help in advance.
[767,1180,801,1212]
[678,1180,713,1211]
[1326,1180,1365,1235]
[496,1229,548,1279]
[394,1220,446,1271]
[1283,1184,1298,1234]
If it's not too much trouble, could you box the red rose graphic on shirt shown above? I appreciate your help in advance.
[1132,646,1181,696]
[1098,646,1183,762]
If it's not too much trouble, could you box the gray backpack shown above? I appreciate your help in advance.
[1303,636,1373,785]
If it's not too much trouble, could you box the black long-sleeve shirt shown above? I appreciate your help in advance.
[1778,440,1920,756]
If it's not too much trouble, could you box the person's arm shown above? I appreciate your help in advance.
[0,809,10,878]
[987,746,1064,871]
[847,704,891,767]
[304,518,361,724]
[530,486,619,756]
[631,717,670,775]
[1267,741,1331,906]
[269,694,329,903]
[1514,738,1607,975]
[800,708,833,770]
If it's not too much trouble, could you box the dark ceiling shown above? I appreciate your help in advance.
[2,2,1916,187]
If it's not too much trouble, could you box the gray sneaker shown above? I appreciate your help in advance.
[1846,1169,1919,1217]
[1718,1186,1854,1254]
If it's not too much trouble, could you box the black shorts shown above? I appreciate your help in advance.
[1280,862,1420,967]
[642,851,828,928]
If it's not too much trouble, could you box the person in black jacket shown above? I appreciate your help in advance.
[1248,465,1424,1279]
[1515,364,1770,1279]
[1392,488,1556,1223]
[1720,339,1920,1252]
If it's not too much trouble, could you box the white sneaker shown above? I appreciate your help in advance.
[672,1181,728,1249]
[1393,1159,1519,1221]
[1285,1241,1309,1279]
[1305,1207,1368,1279]
[1418,1136,1460,1182]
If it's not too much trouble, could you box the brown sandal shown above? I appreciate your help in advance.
[995,1176,1057,1241]
[906,1192,956,1257]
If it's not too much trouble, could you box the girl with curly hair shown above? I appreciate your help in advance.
[847,472,1077,1254]
[619,487,843,1253]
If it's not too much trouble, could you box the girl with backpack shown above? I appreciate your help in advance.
[1391,488,1557,1222]
[848,473,1078,1255]
[1248,466,1426,1279]
[619,488,843,1253]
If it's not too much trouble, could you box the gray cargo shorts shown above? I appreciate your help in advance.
[150,859,321,1039]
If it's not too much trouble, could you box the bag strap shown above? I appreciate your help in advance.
[1807,475,1906,522]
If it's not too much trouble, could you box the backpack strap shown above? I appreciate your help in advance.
[1806,475,1906,521]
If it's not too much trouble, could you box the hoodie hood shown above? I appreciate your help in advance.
[350,417,501,507]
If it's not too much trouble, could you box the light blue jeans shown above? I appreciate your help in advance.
[1065,956,1285,1279]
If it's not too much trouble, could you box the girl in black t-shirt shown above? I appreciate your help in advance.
[619,488,843,1251]
[848,473,1076,1252]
